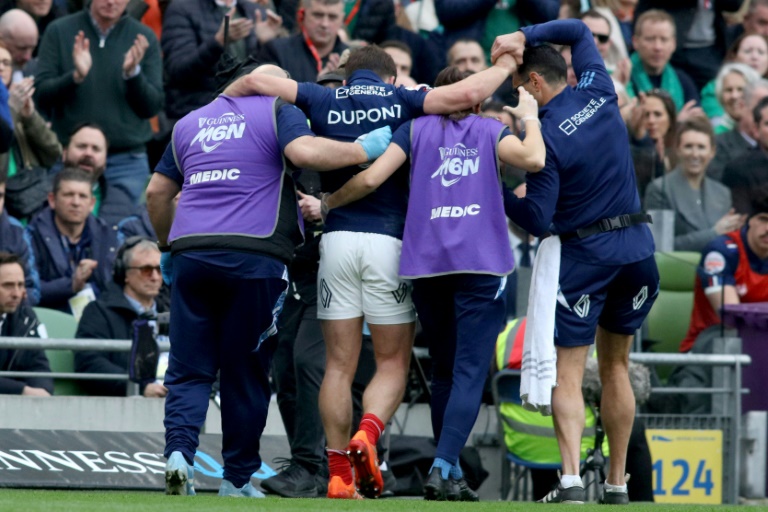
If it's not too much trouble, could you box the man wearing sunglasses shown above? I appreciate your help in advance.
[74,237,166,398]
[579,10,612,62]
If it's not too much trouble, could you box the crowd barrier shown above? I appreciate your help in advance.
[0,337,170,396]
[0,339,756,502]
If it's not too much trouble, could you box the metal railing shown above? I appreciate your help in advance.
[0,339,755,502]
[0,337,171,392]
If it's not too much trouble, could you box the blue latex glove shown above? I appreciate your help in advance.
[357,125,392,160]
[160,252,173,285]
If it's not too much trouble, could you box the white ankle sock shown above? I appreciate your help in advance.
[604,482,627,493]
[560,475,583,488]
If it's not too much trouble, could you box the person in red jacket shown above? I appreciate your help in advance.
[680,193,768,353]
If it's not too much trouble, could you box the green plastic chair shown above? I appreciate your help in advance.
[645,252,700,379]
[33,307,85,396]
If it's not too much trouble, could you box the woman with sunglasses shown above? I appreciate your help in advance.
[644,116,746,251]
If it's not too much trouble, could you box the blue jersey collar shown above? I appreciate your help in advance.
[347,70,386,85]
[539,85,574,119]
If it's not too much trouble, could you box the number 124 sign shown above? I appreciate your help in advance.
[646,429,722,504]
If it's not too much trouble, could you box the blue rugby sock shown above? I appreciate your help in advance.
[430,458,453,479]
[449,463,463,479]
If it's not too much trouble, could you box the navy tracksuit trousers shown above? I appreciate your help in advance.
[412,273,507,465]
[163,252,287,487]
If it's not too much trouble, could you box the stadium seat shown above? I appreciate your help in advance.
[645,251,699,379]
[33,307,85,396]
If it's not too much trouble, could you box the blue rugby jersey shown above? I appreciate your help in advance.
[295,70,429,239]
[504,19,654,265]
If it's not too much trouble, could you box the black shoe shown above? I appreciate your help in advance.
[599,489,629,505]
[451,477,479,502]
[314,473,329,496]
[424,467,455,501]
[537,483,585,504]
[260,460,320,498]
[380,465,397,498]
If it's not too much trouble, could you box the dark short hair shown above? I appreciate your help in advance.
[752,189,768,216]
[214,55,290,95]
[434,65,471,88]
[481,100,507,113]
[379,40,412,57]
[52,167,94,195]
[317,72,344,85]
[302,0,342,8]
[518,45,567,86]
[676,116,715,149]
[0,251,21,269]
[449,38,482,51]
[726,33,768,63]
[344,45,397,82]
[579,9,612,33]
[68,121,109,152]
[754,95,768,125]
[434,66,474,121]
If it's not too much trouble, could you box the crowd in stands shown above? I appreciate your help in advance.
[0,0,765,497]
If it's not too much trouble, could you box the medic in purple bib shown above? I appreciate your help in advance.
[323,66,546,500]
[145,64,392,499]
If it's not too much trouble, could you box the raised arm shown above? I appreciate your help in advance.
[423,53,517,114]
[497,88,545,172]
[324,144,407,210]
[223,71,299,103]
[493,19,608,90]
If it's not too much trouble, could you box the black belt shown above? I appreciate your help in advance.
[558,213,652,242]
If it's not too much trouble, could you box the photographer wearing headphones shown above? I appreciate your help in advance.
[74,237,166,397]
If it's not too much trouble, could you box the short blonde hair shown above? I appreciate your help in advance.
[634,9,676,38]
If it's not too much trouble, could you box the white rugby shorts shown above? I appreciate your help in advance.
[317,231,415,324]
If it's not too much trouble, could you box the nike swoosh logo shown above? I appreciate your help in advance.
[441,176,460,187]
[202,142,222,153]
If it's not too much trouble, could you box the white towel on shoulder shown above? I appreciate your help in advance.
[520,235,561,415]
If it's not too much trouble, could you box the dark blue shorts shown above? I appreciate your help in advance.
[555,255,659,347]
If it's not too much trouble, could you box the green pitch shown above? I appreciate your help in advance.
[0,490,746,512]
